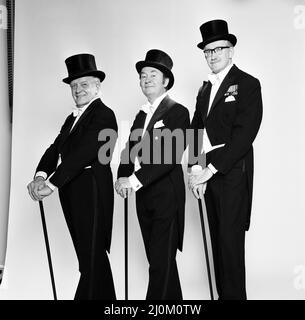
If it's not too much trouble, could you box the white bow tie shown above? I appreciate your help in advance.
[141,103,154,115]
[208,73,220,85]
[72,106,84,117]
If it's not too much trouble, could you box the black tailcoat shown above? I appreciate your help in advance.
[190,64,263,299]
[36,98,117,299]
[118,95,190,299]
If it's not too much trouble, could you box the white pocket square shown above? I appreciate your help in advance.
[154,120,165,128]
[225,95,236,102]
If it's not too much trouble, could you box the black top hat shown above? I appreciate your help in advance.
[62,53,105,84]
[135,49,174,90]
[197,19,237,50]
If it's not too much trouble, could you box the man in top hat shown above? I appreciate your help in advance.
[115,49,190,299]
[188,20,263,299]
[27,53,117,300]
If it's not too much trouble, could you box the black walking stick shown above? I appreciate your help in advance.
[124,196,128,300]
[192,166,214,300]
[197,198,214,300]
[0,267,3,286]
[38,200,57,300]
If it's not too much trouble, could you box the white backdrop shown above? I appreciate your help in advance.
[0,0,305,300]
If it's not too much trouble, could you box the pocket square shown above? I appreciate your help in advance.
[225,95,236,102]
[154,120,165,128]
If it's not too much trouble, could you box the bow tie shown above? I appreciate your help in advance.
[72,106,84,117]
[208,73,220,85]
[141,103,154,115]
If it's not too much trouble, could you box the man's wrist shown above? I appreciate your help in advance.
[207,163,218,174]
[35,171,47,180]
[45,180,56,191]
[129,174,142,191]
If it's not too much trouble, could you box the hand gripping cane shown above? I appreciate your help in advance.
[192,166,214,300]
[38,200,57,300]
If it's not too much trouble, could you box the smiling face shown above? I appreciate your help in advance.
[70,76,100,107]
[204,40,234,74]
[139,67,169,103]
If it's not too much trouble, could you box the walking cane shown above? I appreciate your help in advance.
[38,200,57,300]
[197,198,214,300]
[0,267,3,286]
[124,196,128,300]
[192,167,214,300]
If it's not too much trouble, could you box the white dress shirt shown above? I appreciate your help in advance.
[201,63,233,173]
[35,96,100,190]
[128,92,168,191]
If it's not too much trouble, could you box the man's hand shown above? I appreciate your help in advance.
[38,186,54,199]
[115,177,132,198]
[192,183,207,199]
[27,176,46,201]
[188,167,213,189]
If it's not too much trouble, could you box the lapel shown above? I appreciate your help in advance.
[135,95,174,161]
[197,81,212,121]
[145,95,174,134]
[130,110,147,146]
[69,98,99,135]
[59,98,99,148]
[59,114,75,148]
[129,96,175,163]
[208,64,238,116]
[133,110,147,131]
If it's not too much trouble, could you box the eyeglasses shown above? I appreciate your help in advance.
[203,46,230,58]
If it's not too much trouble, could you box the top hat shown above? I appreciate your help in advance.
[197,19,237,50]
[62,53,105,84]
[135,49,174,90]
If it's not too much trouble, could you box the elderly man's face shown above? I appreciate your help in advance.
[139,67,169,103]
[204,40,234,74]
[70,76,100,107]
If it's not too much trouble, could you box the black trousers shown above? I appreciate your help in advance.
[136,177,182,300]
[59,170,116,300]
[204,164,248,300]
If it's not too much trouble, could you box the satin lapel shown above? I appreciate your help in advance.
[69,99,99,135]
[198,81,212,121]
[58,114,76,149]
[208,64,238,115]
[134,110,146,131]
[131,111,146,145]
[128,110,146,164]
[145,95,173,134]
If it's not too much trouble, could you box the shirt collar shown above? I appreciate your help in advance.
[72,96,99,116]
[208,62,233,85]
[141,92,168,114]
